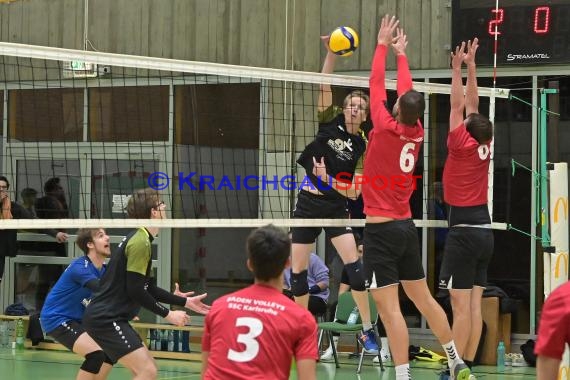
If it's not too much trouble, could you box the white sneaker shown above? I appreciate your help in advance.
[372,348,391,363]
[320,346,334,361]
[468,375,477,380]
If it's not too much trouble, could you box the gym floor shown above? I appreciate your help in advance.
[0,349,537,379]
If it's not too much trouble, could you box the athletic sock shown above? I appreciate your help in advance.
[442,340,464,368]
[395,363,411,380]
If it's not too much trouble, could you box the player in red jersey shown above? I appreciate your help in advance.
[535,281,570,380]
[201,225,317,380]
[362,15,470,380]
[439,38,494,372]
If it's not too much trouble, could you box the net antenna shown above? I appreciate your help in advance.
[487,0,501,219]
[0,42,509,231]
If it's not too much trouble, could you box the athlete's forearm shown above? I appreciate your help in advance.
[465,63,479,114]
[396,53,412,95]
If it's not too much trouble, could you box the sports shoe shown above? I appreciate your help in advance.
[320,346,334,361]
[451,362,471,380]
[357,329,379,354]
[372,347,391,363]
[511,353,529,367]
[505,353,515,366]
[468,375,477,380]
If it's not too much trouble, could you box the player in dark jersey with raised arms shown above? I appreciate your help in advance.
[202,225,317,380]
[439,38,494,372]
[82,188,210,380]
[290,35,379,354]
[363,15,470,380]
[40,228,113,380]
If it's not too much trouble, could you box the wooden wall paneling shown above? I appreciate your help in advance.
[62,0,83,50]
[148,0,173,59]
[420,0,432,67]
[194,0,212,62]
[320,0,361,72]
[47,0,63,48]
[399,0,422,69]
[239,0,268,67]
[213,0,227,63]
[293,0,321,73]
[430,0,451,68]
[267,0,288,70]
[226,0,241,65]
[206,0,220,62]
[171,0,194,61]
[360,0,380,70]
[88,0,112,53]
[376,0,398,70]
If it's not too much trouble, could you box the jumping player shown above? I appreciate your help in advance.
[362,15,470,380]
[440,37,494,371]
[290,35,379,354]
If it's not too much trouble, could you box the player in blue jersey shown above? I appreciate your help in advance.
[40,228,113,380]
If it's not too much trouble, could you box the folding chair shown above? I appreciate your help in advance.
[318,292,385,373]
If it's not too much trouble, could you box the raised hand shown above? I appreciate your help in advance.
[391,27,408,55]
[451,41,466,70]
[312,156,327,179]
[184,292,211,315]
[173,282,195,298]
[165,310,190,327]
[377,14,399,46]
[464,38,479,66]
[320,35,333,53]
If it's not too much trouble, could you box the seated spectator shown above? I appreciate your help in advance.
[20,187,38,216]
[283,252,329,317]
[0,175,67,280]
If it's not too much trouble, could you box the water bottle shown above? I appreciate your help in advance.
[161,329,168,351]
[15,319,25,351]
[347,307,359,325]
[0,322,8,349]
[167,330,174,352]
[496,341,505,369]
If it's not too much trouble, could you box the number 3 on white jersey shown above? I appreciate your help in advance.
[400,143,416,173]
[478,145,490,160]
[227,317,263,362]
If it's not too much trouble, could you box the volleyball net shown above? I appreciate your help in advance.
[0,42,511,231]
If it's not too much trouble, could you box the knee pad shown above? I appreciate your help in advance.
[80,350,106,374]
[345,261,366,291]
[290,270,309,297]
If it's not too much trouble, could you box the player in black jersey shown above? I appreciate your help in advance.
[290,36,379,353]
[83,188,210,379]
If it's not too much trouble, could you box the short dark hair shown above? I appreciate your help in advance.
[0,176,9,188]
[44,177,62,193]
[465,113,493,144]
[76,228,101,255]
[246,224,290,282]
[126,188,160,218]
[21,188,37,197]
[398,90,425,126]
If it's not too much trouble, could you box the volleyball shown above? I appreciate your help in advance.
[328,26,359,57]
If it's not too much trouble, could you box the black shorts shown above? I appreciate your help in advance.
[84,320,144,363]
[363,220,425,288]
[439,227,494,290]
[48,320,85,351]
[291,190,351,244]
